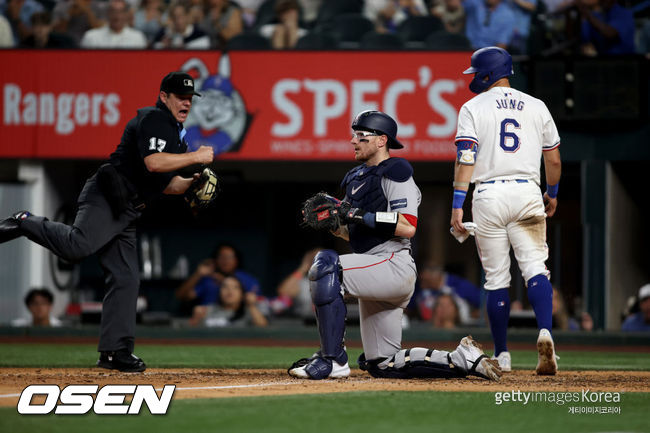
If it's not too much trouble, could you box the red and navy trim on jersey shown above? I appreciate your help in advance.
[455,136,479,145]
[542,141,561,151]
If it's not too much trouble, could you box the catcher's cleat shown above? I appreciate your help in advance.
[535,328,558,375]
[452,336,503,381]
[288,350,350,380]
[97,350,146,373]
[0,211,31,244]
[492,351,512,372]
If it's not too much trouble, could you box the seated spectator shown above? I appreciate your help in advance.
[463,0,516,49]
[431,293,460,329]
[199,0,243,49]
[622,284,650,332]
[189,276,268,327]
[52,0,106,46]
[133,0,168,45]
[2,0,44,43]
[508,0,537,53]
[11,288,63,327]
[364,0,428,33]
[259,0,307,49]
[415,265,481,324]
[21,11,77,48]
[80,0,146,48]
[276,248,321,319]
[430,0,465,34]
[153,1,210,49]
[0,13,14,46]
[552,286,593,331]
[576,0,634,55]
[176,243,261,308]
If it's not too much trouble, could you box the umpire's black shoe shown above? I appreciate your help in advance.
[97,350,147,372]
[0,211,31,244]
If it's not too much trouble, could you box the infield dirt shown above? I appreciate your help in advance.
[1,368,648,407]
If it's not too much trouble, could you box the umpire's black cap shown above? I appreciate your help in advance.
[160,71,201,97]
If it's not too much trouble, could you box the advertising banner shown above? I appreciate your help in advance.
[0,50,473,160]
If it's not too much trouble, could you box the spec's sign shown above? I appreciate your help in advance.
[0,50,472,160]
[17,384,175,415]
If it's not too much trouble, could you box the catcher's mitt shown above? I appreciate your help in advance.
[184,167,221,213]
[300,192,344,231]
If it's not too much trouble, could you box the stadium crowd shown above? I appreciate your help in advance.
[1,0,648,55]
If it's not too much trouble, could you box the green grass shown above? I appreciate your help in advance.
[1,391,647,433]
[1,343,649,371]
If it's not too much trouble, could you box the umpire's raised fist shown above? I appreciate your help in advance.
[195,146,214,164]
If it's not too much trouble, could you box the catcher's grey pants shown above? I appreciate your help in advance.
[340,249,416,361]
[20,175,141,353]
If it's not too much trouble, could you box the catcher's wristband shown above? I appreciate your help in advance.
[546,182,559,199]
[452,189,467,209]
[362,212,398,237]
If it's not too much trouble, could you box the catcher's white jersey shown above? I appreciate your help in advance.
[455,86,560,185]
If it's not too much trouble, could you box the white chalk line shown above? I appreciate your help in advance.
[156,381,302,392]
[0,381,305,399]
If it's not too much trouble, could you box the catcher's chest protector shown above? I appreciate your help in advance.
[343,158,411,253]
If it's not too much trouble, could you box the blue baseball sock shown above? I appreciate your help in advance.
[486,288,510,356]
[527,274,553,332]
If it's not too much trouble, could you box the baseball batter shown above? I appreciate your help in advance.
[290,110,502,381]
[450,47,562,375]
[0,72,214,372]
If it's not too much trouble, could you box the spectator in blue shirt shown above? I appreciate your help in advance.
[414,265,482,325]
[508,0,537,53]
[176,243,261,307]
[622,284,650,332]
[463,0,516,49]
[2,0,44,43]
[577,0,634,55]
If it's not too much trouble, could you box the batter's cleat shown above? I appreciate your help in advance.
[452,336,503,381]
[288,350,350,380]
[97,350,146,373]
[535,328,558,375]
[492,351,512,372]
[0,211,31,244]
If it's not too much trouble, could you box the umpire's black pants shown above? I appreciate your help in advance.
[20,175,141,353]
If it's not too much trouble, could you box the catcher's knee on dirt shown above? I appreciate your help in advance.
[309,249,346,359]
[358,349,466,379]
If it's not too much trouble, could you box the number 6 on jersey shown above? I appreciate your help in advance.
[499,118,520,152]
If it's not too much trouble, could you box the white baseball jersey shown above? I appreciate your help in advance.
[455,86,560,185]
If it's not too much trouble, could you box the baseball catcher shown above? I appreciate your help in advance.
[289,110,502,382]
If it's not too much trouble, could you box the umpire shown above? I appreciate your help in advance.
[0,71,214,372]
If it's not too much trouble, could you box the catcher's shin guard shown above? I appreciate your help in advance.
[358,349,465,379]
[309,250,346,358]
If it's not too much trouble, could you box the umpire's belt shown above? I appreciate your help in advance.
[478,179,529,184]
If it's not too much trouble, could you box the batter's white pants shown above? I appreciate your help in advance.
[340,249,416,361]
[472,180,550,291]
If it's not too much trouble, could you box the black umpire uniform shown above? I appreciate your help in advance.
[0,72,210,372]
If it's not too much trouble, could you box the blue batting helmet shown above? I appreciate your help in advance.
[351,110,403,149]
[463,47,514,94]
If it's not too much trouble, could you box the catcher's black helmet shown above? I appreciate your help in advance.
[351,110,403,149]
